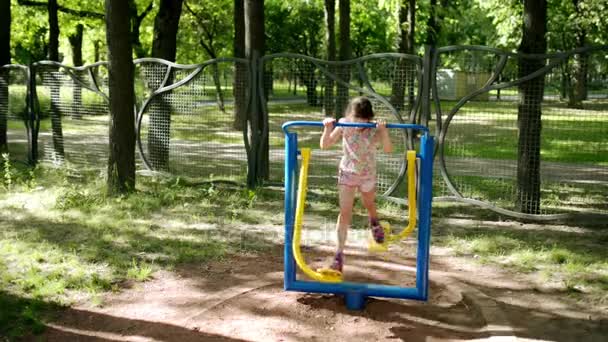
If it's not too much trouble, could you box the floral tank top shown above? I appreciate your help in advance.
[339,126,377,178]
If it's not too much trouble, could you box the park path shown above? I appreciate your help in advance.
[32,219,608,342]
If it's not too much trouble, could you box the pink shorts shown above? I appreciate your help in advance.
[338,170,376,193]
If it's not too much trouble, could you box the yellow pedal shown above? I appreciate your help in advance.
[316,267,344,282]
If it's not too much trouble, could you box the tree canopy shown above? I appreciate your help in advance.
[7,0,608,65]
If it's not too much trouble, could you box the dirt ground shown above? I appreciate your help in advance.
[27,231,607,342]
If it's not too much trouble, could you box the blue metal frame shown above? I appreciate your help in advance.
[282,121,434,310]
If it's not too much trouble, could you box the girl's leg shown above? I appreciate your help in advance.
[336,185,357,253]
[360,188,378,219]
[361,188,384,243]
[328,185,356,272]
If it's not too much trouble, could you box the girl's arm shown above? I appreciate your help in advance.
[375,120,393,153]
[320,118,342,149]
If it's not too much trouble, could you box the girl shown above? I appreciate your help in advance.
[319,96,393,274]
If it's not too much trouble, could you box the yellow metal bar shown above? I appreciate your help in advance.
[389,150,418,241]
[292,148,343,283]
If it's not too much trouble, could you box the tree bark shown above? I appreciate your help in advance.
[46,0,65,160]
[105,0,136,195]
[568,0,587,108]
[233,0,247,131]
[390,0,415,114]
[245,0,267,186]
[152,0,183,60]
[69,23,84,119]
[0,0,10,152]
[516,0,547,214]
[148,0,183,171]
[128,0,154,58]
[335,0,350,118]
[323,0,335,117]
[48,0,59,61]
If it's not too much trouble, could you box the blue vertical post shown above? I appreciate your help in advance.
[416,133,434,300]
[284,132,298,289]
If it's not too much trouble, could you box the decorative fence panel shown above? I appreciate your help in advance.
[0,65,32,165]
[34,61,109,170]
[433,46,608,219]
[134,58,251,183]
[262,53,423,200]
[1,45,606,219]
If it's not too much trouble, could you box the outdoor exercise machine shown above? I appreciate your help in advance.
[283,120,434,310]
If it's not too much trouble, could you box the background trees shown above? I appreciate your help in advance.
[3,0,607,200]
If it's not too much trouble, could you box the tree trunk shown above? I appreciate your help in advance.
[323,0,335,117]
[245,0,267,186]
[105,0,136,195]
[516,0,547,214]
[390,0,415,115]
[151,0,183,60]
[48,0,59,61]
[148,0,183,171]
[47,0,64,160]
[335,0,350,118]
[69,24,84,119]
[233,0,247,130]
[212,64,226,112]
[0,0,10,152]
[129,0,153,58]
[568,0,587,108]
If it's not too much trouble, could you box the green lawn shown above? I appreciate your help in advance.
[1,165,606,339]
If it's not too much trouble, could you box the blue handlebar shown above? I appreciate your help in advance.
[281,120,429,135]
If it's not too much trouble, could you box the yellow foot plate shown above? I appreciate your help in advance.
[315,267,344,282]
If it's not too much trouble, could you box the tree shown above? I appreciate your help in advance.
[390,0,416,114]
[336,0,351,118]
[184,0,230,112]
[128,0,154,58]
[146,0,183,171]
[152,0,183,61]
[324,0,336,117]
[68,23,83,119]
[17,0,104,161]
[426,0,449,46]
[105,0,136,194]
[245,0,266,186]
[516,0,547,214]
[233,0,246,130]
[17,0,104,62]
[568,0,587,108]
[0,0,10,152]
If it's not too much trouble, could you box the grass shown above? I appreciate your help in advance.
[438,99,608,165]
[0,164,280,339]
[1,159,607,338]
[435,210,608,304]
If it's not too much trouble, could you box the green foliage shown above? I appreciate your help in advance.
[266,0,325,56]
[179,0,233,61]
[8,0,607,67]
[351,0,396,56]
[2,153,13,189]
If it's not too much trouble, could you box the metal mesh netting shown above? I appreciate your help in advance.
[0,66,30,164]
[135,59,250,182]
[35,63,109,170]
[434,48,608,215]
[264,54,422,200]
